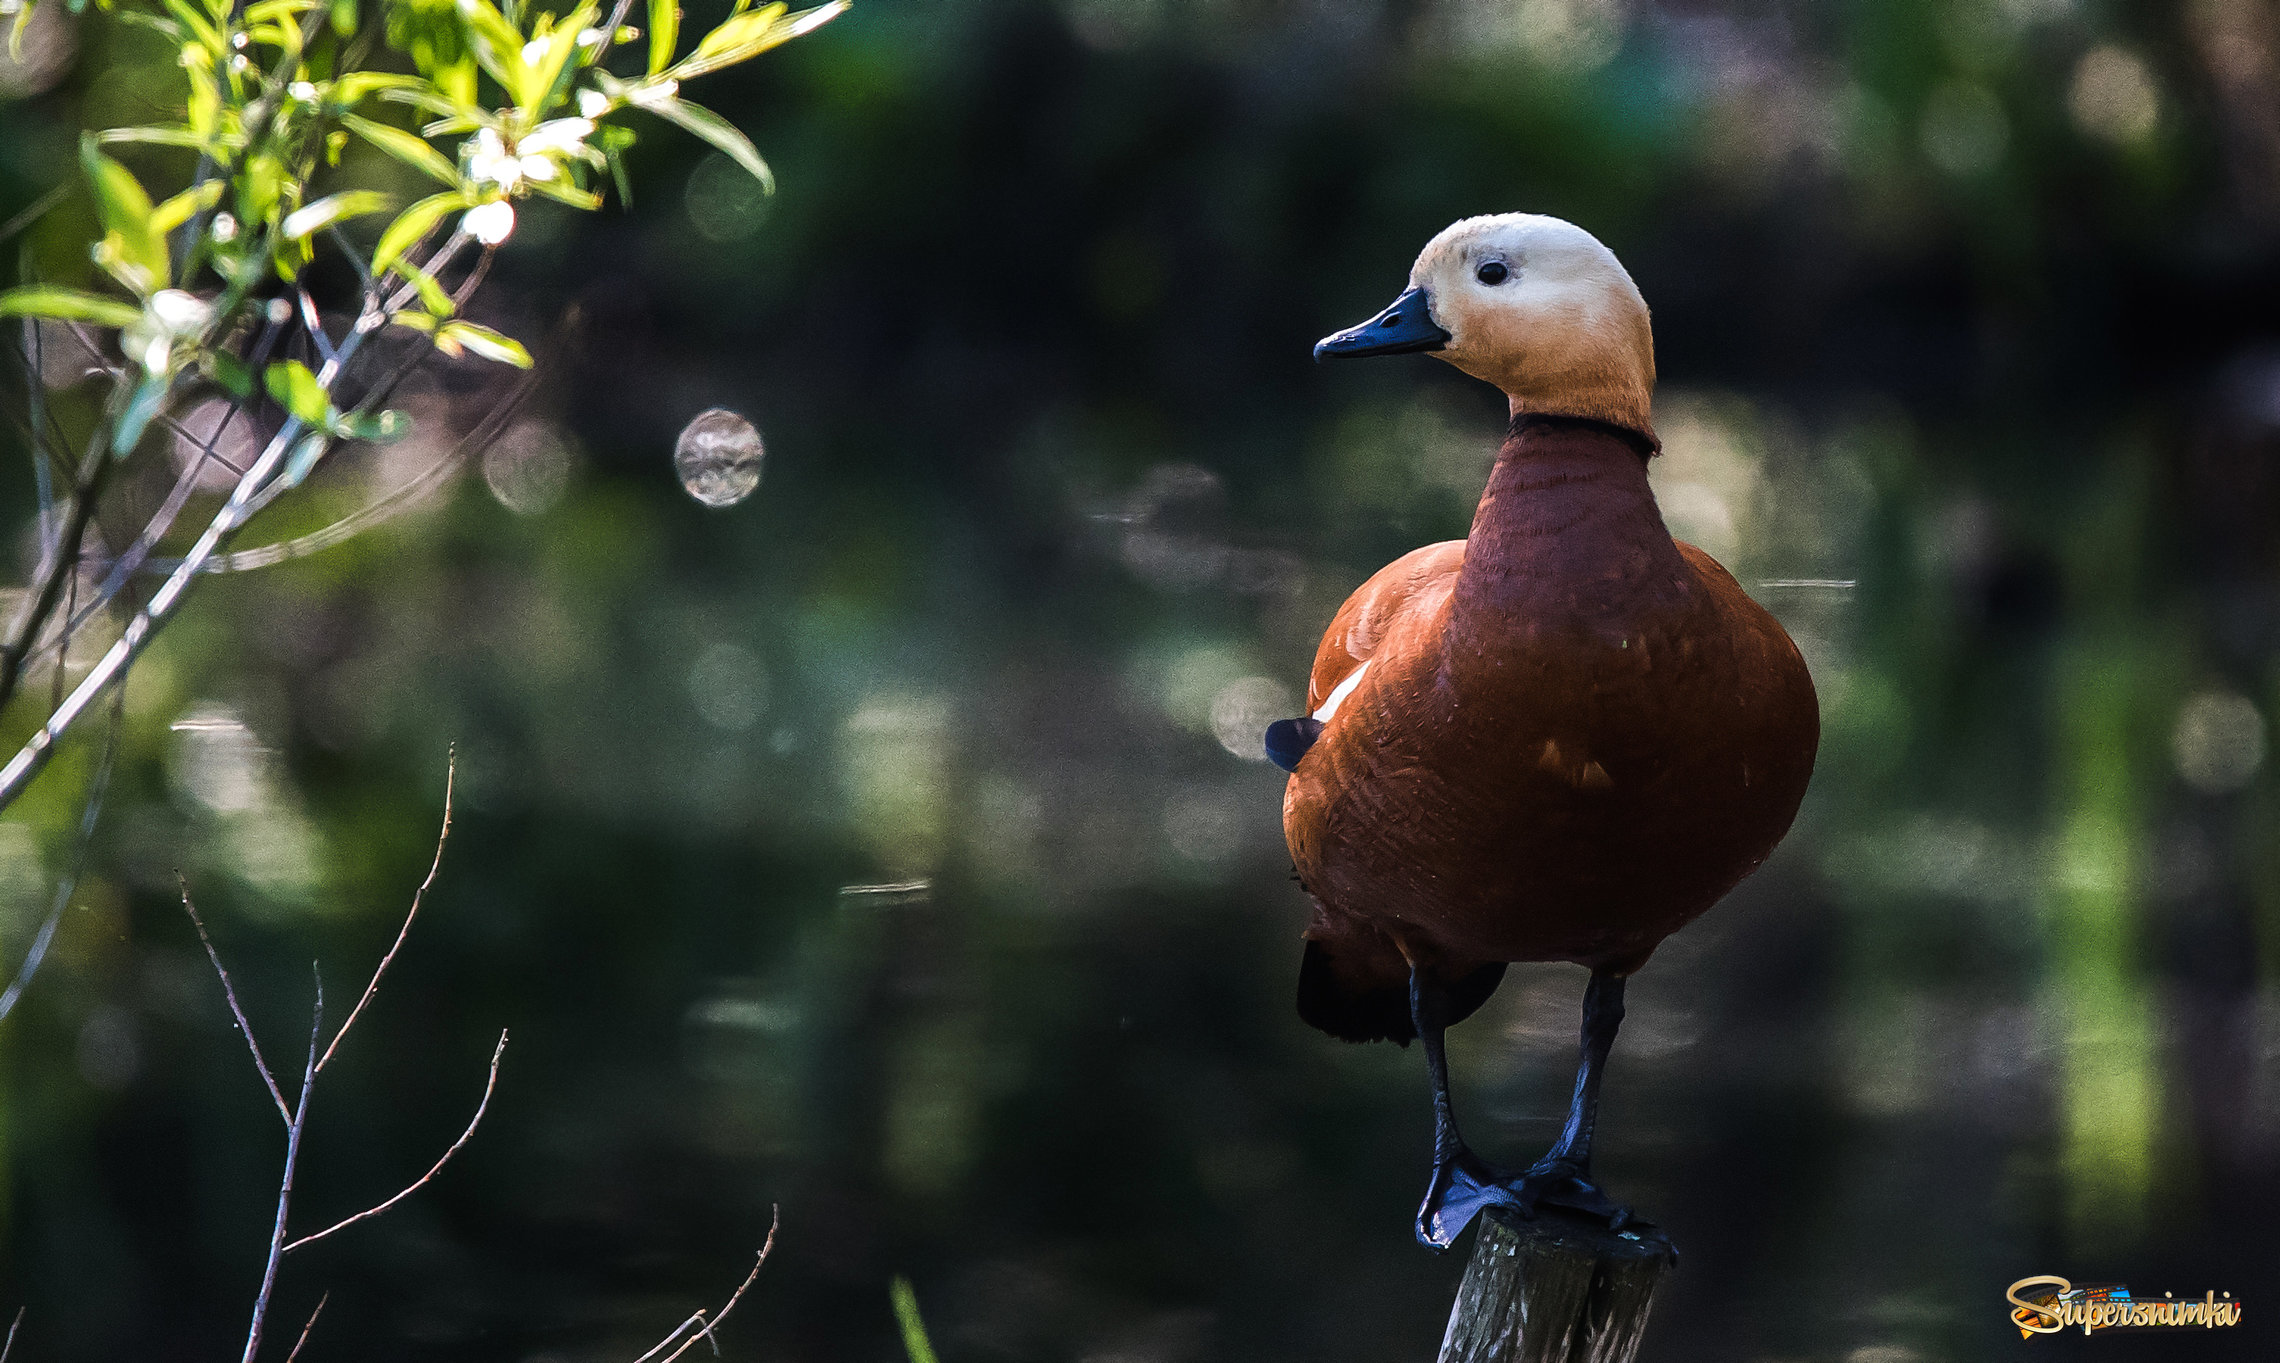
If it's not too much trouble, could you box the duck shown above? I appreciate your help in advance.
[1267,214,1819,1251]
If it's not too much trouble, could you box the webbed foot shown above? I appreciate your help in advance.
[1416,1149,1643,1250]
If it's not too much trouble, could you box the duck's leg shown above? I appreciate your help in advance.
[1502,968,1638,1227]
[1411,966,1519,1250]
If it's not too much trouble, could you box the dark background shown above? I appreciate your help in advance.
[0,0,2276,1359]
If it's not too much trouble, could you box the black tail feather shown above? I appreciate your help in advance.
[1297,941,1507,1046]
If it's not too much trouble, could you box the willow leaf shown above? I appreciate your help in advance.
[341,114,462,187]
[647,0,678,75]
[0,286,143,328]
[438,320,531,367]
[642,96,772,192]
[371,190,471,272]
[281,190,393,242]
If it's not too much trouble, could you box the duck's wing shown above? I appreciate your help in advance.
[1264,541,1465,772]
[1281,540,1492,1043]
[1305,540,1466,712]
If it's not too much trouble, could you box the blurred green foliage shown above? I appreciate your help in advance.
[0,0,2274,1360]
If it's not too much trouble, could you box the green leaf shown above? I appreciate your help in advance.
[684,2,787,71]
[112,373,172,457]
[520,1,599,112]
[280,189,394,242]
[185,59,221,139]
[160,0,224,56]
[377,83,474,121]
[279,430,330,487]
[332,72,435,106]
[341,113,462,187]
[240,152,288,233]
[338,408,410,442]
[150,179,225,236]
[389,260,456,317]
[244,0,310,54]
[264,359,333,426]
[600,123,636,205]
[455,0,533,105]
[115,11,188,43]
[673,0,839,79]
[890,1277,939,1363]
[97,126,220,150]
[0,286,144,328]
[643,97,773,192]
[419,112,487,138]
[647,0,678,75]
[202,349,254,398]
[112,12,180,43]
[80,137,169,294]
[438,320,532,367]
[527,176,603,210]
[437,57,479,112]
[371,190,471,272]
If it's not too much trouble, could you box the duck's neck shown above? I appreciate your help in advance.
[1451,415,1685,648]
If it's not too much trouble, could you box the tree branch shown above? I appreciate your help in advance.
[180,877,291,1125]
[318,747,455,1072]
[280,1292,326,1363]
[242,969,321,1363]
[0,684,124,1023]
[0,429,113,718]
[285,1028,506,1252]
[631,1208,779,1363]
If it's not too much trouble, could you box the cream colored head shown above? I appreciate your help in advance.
[1319,214,1657,444]
[1420,214,1655,438]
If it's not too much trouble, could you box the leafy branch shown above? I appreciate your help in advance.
[0,0,841,821]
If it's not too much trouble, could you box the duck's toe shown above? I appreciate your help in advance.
[1415,1149,1518,1251]
[1502,1156,1644,1230]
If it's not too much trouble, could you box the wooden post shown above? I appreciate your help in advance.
[1436,1208,1675,1363]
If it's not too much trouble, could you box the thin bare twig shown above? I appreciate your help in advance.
[589,0,641,67]
[296,287,337,368]
[318,747,455,1072]
[632,1313,709,1363]
[0,427,113,717]
[180,877,291,1124]
[0,1304,24,1363]
[194,372,534,574]
[0,185,69,251]
[281,1292,326,1363]
[242,969,322,1363]
[19,318,55,549]
[0,683,124,1023]
[633,1208,779,1363]
[12,314,288,672]
[49,554,74,711]
[285,1028,508,1252]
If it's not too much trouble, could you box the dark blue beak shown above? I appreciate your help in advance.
[1314,286,1450,361]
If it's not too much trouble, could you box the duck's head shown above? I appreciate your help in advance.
[1316,214,1657,447]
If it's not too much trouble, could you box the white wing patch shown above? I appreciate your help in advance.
[1312,660,1371,723]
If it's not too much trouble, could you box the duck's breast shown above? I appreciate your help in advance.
[1286,537,1817,972]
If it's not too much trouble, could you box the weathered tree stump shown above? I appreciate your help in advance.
[1436,1208,1676,1363]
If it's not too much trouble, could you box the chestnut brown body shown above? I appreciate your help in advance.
[1285,417,1818,1040]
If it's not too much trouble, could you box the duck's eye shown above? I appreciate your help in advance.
[1476,261,1510,286]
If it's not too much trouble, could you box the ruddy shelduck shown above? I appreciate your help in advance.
[1270,214,1819,1249]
